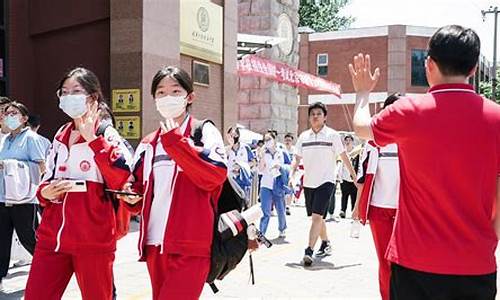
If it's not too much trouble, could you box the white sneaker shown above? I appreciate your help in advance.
[279,230,286,238]
[0,280,4,292]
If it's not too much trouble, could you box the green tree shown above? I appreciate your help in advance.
[299,0,354,32]
[479,70,500,103]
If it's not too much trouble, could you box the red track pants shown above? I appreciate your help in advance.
[368,205,397,300]
[145,245,210,300]
[24,247,114,300]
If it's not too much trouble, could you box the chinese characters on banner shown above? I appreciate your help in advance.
[237,55,341,97]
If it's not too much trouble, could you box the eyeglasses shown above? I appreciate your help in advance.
[56,88,89,98]
[4,111,20,117]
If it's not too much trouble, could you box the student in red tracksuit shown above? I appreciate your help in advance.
[25,67,132,300]
[352,93,400,300]
[119,66,227,300]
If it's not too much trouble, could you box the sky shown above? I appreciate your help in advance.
[340,0,500,61]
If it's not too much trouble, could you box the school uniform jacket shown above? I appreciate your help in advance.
[36,122,132,253]
[127,116,227,260]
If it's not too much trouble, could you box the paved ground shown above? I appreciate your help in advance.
[1,200,499,299]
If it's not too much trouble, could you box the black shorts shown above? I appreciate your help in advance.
[390,264,497,300]
[304,182,334,218]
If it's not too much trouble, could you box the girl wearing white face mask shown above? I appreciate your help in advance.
[118,66,227,300]
[0,102,46,291]
[25,68,133,300]
[257,131,288,239]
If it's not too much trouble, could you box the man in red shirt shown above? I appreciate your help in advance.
[349,25,500,299]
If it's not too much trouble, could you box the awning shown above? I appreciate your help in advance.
[237,55,341,96]
[237,33,285,60]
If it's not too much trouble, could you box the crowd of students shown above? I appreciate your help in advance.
[0,24,498,300]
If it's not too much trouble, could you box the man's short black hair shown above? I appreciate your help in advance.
[428,25,480,76]
[308,102,327,116]
[284,133,294,140]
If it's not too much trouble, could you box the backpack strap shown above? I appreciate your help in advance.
[209,282,219,293]
[190,119,215,147]
[96,121,113,137]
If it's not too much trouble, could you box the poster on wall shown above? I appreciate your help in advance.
[112,89,141,112]
[193,61,210,86]
[115,116,141,140]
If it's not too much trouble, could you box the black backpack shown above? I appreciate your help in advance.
[191,120,250,293]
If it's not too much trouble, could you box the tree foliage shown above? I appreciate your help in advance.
[479,70,500,103]
[299,0,354,32]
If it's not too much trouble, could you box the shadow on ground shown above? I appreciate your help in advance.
[285,261,362,271]
[269,237,291,245]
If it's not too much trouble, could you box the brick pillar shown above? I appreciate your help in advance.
[238,0,299,139]
[387,25,407,95]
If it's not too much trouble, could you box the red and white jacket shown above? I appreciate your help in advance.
[356,141,399,225]
[126,116,227,260]
[36,122,132,253]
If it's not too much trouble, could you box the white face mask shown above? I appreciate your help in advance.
[4,115,22,131]
[59,95,88,119]
[155,95,187,119]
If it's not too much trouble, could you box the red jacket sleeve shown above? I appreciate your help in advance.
[160,123,227,192]
[89,136,131,190]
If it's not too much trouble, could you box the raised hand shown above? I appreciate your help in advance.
[348,53,380,94]
[160,118,179,135]
[77,101,99,142]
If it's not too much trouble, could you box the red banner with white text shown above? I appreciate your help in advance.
[237,55,341,97]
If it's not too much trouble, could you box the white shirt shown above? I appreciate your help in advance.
[371,144,400,209]
[146,117,227,245]
[227,142,254,172]
[295,126,345,188]
[146,118,191,246]
[339,148,355,182]
[260,149,285,190]
[0,132,7,149]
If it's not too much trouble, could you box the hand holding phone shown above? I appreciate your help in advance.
[109,183,143,205]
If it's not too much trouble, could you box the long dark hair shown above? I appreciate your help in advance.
[57,67,109,113]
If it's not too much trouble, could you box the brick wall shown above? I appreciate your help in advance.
[237,0,299,139]
[308,36,389,95]
[181,55,224,129]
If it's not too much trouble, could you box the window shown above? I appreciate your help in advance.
[317,53,328,77]
[411,49,428,87]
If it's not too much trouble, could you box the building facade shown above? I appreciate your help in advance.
[298,25,492,133]
[6,0,238,145]
[237,0,299,138]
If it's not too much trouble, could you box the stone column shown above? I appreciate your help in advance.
[387,25,407,95]
[238,0,299,139]
[223,1,239,133]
